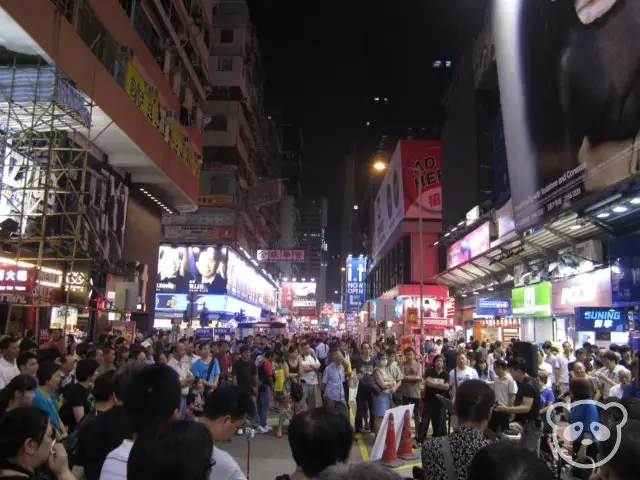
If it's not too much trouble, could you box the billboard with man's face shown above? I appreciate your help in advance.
[494,0,640,229]
[156,245,228,294]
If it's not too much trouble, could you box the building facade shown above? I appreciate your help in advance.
[298,197,328,305]
[0,0,215,335]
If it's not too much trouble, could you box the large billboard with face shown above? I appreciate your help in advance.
[372,140,442,260]
[156,245,277,310]
[493,0,640,230]
[157,245,228,294]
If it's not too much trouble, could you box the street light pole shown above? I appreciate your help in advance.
[417,170,424,354]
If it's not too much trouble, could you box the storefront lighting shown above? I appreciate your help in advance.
[487,287,494,291]
[282,277,288,281]
[597,212,611,218]
[461,293,467,297]
[473,291,479,295]
[444,232,450,237]
[292,278,297,282]
[570,224,583,230]
[311,278,315,282]
[613,205,628,213]
[301,278,306,282]
[458,220,465,227]
[631,197,640,205]
[433,241,439,246]
[451,227,457,232]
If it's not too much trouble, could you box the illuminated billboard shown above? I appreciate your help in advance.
[157,245,277,310]
[280,281,317,316]
[345,256,367,312]
[157,245,227,294]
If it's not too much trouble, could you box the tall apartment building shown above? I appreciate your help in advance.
[277,124,303,279]
[167,0,282,261]
[298,197,328,304]
[0,0,214,331]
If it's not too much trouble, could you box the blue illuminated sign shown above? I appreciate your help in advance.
[575,307,626,332]
[345,256,367,312]
[475,298,511,316]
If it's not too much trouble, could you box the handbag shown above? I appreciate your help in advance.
[290,381,303,402]
[360,373,381,394]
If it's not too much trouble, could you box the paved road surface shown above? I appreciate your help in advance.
[218,396,421,480]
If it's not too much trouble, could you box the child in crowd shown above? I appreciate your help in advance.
[186,377,204,420]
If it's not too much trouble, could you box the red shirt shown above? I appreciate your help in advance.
[217,352,232,377]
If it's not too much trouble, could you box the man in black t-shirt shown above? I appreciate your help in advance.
[60,358,98,432]
[418,355,450,442]
[232,345,259,434]
[495,357,541,453]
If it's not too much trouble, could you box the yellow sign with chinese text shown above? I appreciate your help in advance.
[124,63,159,129]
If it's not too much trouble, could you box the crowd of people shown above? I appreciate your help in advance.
[0,328,638,479]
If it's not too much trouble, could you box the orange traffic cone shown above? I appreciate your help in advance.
[381,412,402,467]
[397,410,419,460]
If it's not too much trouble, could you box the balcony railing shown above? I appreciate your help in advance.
[50,0,75,23]
[133,3,165,69]
[76,2,123,83]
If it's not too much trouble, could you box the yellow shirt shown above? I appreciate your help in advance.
[274,366,286,392]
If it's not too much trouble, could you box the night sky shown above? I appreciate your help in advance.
[249,0,489,296]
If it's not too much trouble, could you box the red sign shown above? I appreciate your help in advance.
[257,249,305,263]
[0,267,35,293]
[406,307,419,327]
[402,140,442,220]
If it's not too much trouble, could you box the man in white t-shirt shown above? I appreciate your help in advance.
[449,352,479,402]
[168,342,195,415]
[99,364,182,480]
[0,336,20,389]
[201,386,255,480]
[489,359,518,433]
[300,342,321,410]
[553,343,575,395]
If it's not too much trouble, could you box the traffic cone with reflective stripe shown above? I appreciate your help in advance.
[397,410,419,460]
[381,412,402,467]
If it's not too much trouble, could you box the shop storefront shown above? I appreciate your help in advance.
[574,307,629,348]
[550,268,612,345]
[511,281,552,342]
[473,295,517,343]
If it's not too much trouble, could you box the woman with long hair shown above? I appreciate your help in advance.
[0,375,37,414]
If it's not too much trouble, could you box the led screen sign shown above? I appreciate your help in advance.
[345,256,367,312]
[511,282,551,317]
[475,298,510,316]
[575,307,626,332]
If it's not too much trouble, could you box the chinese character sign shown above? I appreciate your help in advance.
[0,266,35,293]
[345,257,367,312]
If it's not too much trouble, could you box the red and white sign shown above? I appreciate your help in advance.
[257,249,305,263]
[0,267,35,293]
[372,140,442,260]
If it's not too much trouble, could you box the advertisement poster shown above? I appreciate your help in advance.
[610,232,640,306]
[511,282,552,317]
[493,0,640,229]
[446,222,491,269]
[372,140,442,259]
[280,282,317,317]
[157,245,227,294]
[345,256,367,312]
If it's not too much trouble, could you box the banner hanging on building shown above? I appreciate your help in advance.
[372,140,442,260]
[345,256,367,312]
[493,0,640,230]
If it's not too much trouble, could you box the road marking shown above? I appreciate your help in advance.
[394,461,421,471]
[350,410,370,462]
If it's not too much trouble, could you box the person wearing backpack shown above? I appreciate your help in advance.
[256,349,275,434]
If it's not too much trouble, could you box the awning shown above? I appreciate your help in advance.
[431,211,608,291]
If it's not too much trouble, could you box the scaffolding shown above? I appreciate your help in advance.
[0,60,95,325]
